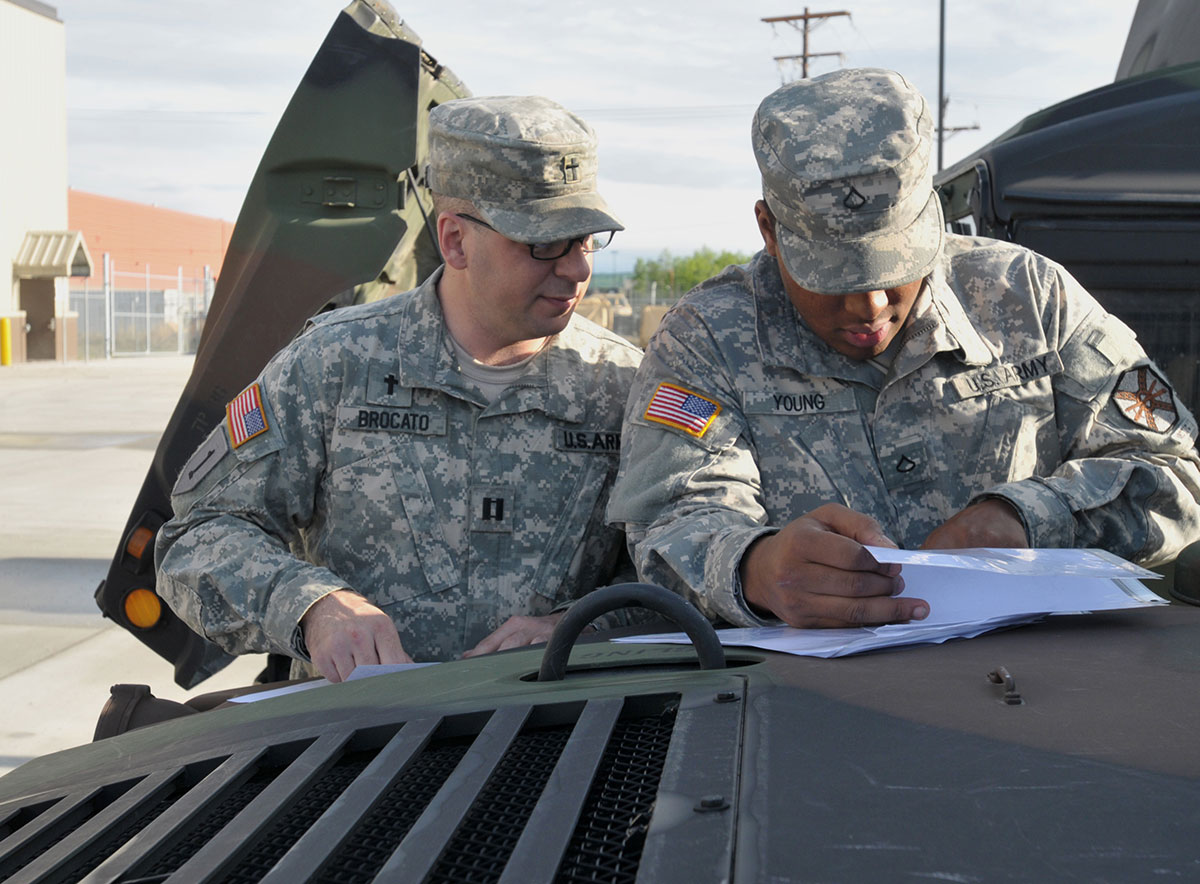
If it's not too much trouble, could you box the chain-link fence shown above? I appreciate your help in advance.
[68,257,214,360]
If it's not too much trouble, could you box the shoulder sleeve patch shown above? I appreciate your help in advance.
[172,427,230,495]
[644,382,722,438]
[226,383,271,448]
[1112,366,1177,433]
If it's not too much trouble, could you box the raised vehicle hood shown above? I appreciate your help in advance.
[93,1,469,687]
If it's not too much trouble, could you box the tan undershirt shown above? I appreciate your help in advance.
[447,332,543,403]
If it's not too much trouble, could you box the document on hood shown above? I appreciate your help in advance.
[227,662,437,703]
[611,547,1165,658]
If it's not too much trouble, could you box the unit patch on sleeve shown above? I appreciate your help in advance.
[226,383,270,448]
[644,382,721,438]
[172,427,229,495]
[1113,366,1177,432]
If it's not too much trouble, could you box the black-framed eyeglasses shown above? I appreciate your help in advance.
[455,213,615,261]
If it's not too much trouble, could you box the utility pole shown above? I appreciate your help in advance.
[937,96,980,164]
[935,0,978,170]
[938,0,945,170]
[762,8,850,82]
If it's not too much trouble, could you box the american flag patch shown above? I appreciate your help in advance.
[644,382,721,438]
[226,383,270,448]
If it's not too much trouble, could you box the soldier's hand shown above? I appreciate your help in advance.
[462,612,568,658]
[740,503,927,628]
[301,590,412,683]
[921,499,1028,550]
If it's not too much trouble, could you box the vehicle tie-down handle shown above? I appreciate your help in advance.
[538,583,726,681]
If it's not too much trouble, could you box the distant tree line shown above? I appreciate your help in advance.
[631,247,752,301]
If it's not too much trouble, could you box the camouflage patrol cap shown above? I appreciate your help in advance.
[752,67,944,295]
[427,95,623,243]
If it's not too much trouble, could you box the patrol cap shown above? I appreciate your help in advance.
[752,67,944,295]
[427,95,623,243]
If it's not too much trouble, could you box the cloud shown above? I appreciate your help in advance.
[54,0,1140,252]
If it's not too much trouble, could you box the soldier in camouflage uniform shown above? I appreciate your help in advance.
[156,96,640,681]
[608,68,1200,629]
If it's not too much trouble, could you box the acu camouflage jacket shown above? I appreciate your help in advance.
[608,236,1200,627]
[156,269,641,662]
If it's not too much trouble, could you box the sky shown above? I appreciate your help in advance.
[54,0,1141,268]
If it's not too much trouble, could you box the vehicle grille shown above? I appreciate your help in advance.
[0,687,735,884]
[555,715,676,884]
[423,728,572,884]
[316,741,471,884]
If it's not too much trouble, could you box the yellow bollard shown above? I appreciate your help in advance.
[0,317,11,366]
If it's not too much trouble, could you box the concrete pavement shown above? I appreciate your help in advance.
[0,356,265,777]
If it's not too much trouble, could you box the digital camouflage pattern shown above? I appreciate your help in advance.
[753,68,944,295]
[427,95,623,243]
[608,238,1200,627]
[156,269,642,665]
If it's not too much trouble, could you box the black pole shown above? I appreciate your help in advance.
[937,0,945,171]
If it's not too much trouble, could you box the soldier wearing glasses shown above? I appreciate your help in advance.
[156,96,640,682]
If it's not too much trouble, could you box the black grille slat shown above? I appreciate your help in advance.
[497,697,623,884]
[257,717,441,884]
[427,724,573,883]
[56,794,178,884]
[222,755,372,883]
[70,791,177,882]
[554,707,677,884]
[81,749,266,884]
[0,803,36,841]
[0,788,105,881]
[168,732,352,882]
[135,762,276,878]
[314,741,470,883]
[7,768,182,884]
[375,705,533,881]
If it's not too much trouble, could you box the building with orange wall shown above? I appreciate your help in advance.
[64,190,233,359]
[68,190,233,291]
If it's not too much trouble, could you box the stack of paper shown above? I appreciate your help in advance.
[612,547,1165,658]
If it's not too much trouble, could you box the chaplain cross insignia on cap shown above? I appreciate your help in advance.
[843,186,867,209]
[560,155,580,183]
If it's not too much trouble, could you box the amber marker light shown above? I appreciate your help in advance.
[124,588,163,629]
[125,525,155,560]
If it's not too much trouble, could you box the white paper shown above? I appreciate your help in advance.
[864,545,1159,578]
[226,662,437,704]
[613,547,1165,658]
[615,614,1043,659]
